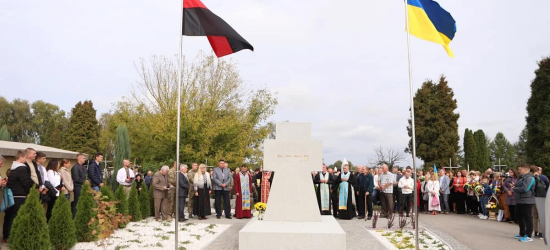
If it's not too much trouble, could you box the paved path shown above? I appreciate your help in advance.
[419,212,547,250]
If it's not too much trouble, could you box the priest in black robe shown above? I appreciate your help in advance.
[314,164,334,215]
[335,164,356,220]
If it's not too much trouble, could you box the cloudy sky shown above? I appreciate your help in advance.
[1,0,549,167]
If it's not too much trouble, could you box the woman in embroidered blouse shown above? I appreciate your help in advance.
[427,173,441,215]
[193,164,212,220]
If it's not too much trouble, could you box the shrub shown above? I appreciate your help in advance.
[75,183,98,242]
[91,191,131,250]
[114,185,129,216]
[49,196,77,250]
[128,182,142,222]
[9,187,50,250]
[100,185,115,202]
[139,184,151,218]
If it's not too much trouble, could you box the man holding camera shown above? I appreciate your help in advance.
[117,159,135,196]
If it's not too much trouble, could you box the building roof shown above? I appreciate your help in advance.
[0,140,86,159]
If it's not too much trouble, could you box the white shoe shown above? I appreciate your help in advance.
[482,215,488,220]
[478,214,484,218]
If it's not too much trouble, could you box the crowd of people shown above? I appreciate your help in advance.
[310,162,549,243]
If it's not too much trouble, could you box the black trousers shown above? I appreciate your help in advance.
[467,195,478,214]
[516,204,534,237]
[214,190,230,217]
[3,197,26,240]
[178,195,187,220]
[400,193,413,215]
[331,191,339,217]
[46,195,58,222]
[455,192,466,214]
[72,185,82,218]
[357,191,373,217]
[393,187,401,212]
[508,205,516,222]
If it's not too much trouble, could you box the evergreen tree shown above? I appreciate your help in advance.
[110,125,131,191]
[0,125,10,140]
[128,182,142,221]
[8,188,50,250]
[75,183,97,242]
[489,132,515,170]
[526,57,550,175]
[514,126,528,166]
[115,185,129,216]
[49,196,77,250]
[64,101,100,155]
[406,76,460,167]
[139,184,151,219]
[463,128,477,170]
[474,130,490,171]
[100,185,115,201]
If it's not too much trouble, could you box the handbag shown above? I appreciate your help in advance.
[431,195,439,206]
[1,188,14,212]
[423,192,429,201]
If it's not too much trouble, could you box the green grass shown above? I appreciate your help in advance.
[207,224,217,229]
[155,242,163,247]
[114,245,129,250]
[191,234,202,241]
[180,240,192,244]
[154,227,162,231]
[185,222,196,226]
[127,239,142,243]
[167,231,175,234]
[178,247,187,250]
[161,235,170,241]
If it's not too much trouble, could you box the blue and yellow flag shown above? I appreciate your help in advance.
[407,0,456,57]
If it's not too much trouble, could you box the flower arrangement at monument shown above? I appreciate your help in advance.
[253,202,267,220]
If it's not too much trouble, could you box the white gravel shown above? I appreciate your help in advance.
[72,217,230,250]
[366,227,451,250]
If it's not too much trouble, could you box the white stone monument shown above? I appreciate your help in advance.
[239,122,346,250]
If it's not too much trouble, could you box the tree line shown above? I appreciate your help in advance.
[0,52,277,170]
[406,56,550,175]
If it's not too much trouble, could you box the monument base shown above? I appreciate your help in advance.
[239,216,346,250]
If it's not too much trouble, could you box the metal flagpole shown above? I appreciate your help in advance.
[404,2,419,250]
[175,0,185,249]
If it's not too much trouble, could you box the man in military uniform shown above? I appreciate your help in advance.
[187,162,198,218]
[167,161,178,217]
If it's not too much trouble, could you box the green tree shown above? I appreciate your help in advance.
[100,185,115,201]
[127,181,142,222]
[514,126,527,166]
[139,184,151,218]
[526,57,550,175]
[474,130,490,171]
[328,160,354,171]
[49,196,77,250]
[110,125,131,191]
[406,76,460,167]
[0,125,10,141]
[75,183,97,242]
[463,129,477,170]
[489,132,515,171]
[8,188,50,250]
[7,99,34,143]
[115,185,129,216]
[31,100,68,145]
[64,101,100,155]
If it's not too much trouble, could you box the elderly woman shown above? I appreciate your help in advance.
[427,173,441,215]
[194,164,212,220]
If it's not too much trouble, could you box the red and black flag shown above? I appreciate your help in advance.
[183,0,254,58]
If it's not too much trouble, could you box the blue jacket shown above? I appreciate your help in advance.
[482,183,493,197]
[87,160,103,187]
[145,175,153,188]
[356,173,374,194]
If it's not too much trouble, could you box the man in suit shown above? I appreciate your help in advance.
[212,159,232,219]
[178,164,190,222]
[439,168,451,214]
[88,153,104,191]
[153,165,172,221]
[71,153,87,218]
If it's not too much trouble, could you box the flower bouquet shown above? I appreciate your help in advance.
[474,184,484,196]
[419,176,425,182]
[253,202,267,220]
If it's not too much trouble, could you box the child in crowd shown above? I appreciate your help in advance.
[478,176,493,220]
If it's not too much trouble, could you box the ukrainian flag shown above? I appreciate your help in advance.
[407,0,456,57]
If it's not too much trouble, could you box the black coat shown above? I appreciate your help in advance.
[71,163,86,187]
[179,172,190,197]
[24,161,42,188]
[7,164,35,197]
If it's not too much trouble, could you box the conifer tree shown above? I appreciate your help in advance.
[406,76,460,166]
[139,184,151,219]
[0,125,10,141]
[9,188,50,250]
[49,196,77,250]
[64,101,100,155]
[128,181,142,221]
[75,183,97,242]
[115,185,129,216]
[110,125,131,191]
[463,128,477,170]
[526,56,550,175]
[100,185,115,202]
[474,130,490,171]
